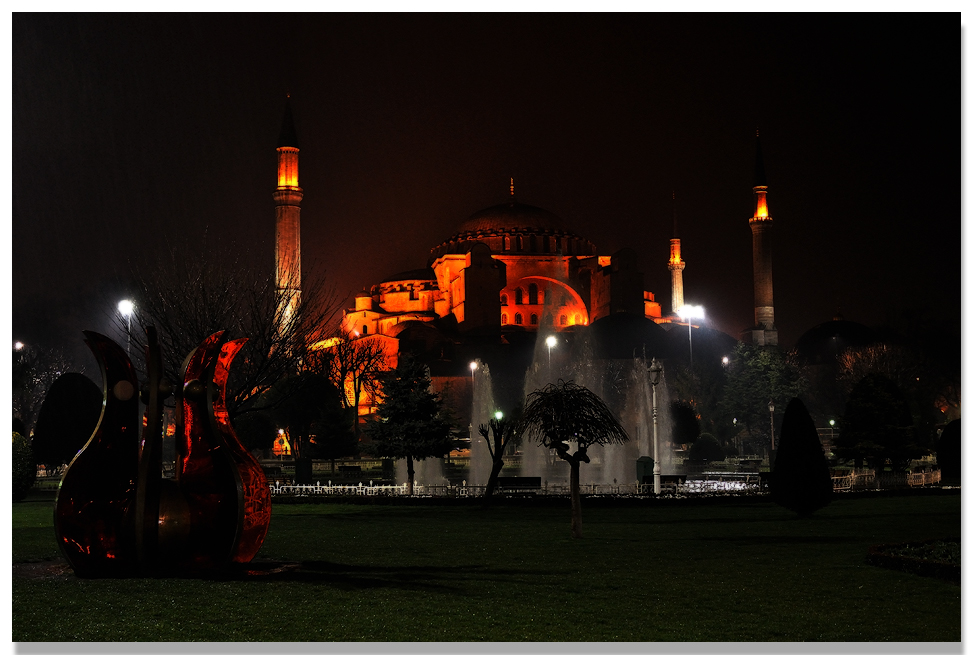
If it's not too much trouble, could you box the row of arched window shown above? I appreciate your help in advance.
[501,313,539,326]
[501,284,540,306]
[500,313,581,327]
[500,234,580,255]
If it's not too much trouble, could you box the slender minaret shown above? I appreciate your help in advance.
[274,96,303,333]
[668,191,685,315]
[748,130,778,346]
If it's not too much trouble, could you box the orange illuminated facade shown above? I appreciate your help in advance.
[341,188,665,341]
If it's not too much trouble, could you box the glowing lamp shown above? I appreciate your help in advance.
[494,411,504,421]
[118,299,134,316]
[13,341,24,351]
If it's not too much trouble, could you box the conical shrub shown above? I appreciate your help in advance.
[770,397,833,517]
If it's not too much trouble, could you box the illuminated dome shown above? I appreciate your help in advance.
[430,200,594,260]
[457,201,568,235]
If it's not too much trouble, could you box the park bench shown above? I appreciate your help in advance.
[495,476,542,496]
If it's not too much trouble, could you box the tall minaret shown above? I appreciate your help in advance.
[274,96,302,332]
[668,191,685,315]
[748,131,778,346]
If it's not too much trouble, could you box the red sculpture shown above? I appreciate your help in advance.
[53,329,272,577]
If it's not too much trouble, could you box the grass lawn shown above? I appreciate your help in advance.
[12,490,960,642]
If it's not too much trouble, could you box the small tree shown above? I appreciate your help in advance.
[12,432,36,501]
[477,408,520,501]
[770,397,832,517]
[363,355,455,495]
[936,419,960,483]
[517,380,629,539]
[836,373,923,470]
[670,400,701,446]
[687,433,724,463]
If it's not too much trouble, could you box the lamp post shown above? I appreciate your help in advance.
[768,399,776,453]
[829,418,835,455]
[648,358,664,495]
[545,335,557,370]
[118,299,134,356]
[677,305,704,368]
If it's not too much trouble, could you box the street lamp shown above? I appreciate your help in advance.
[677,304,704,368]
[545,335,557,369]
[13,341,24,351]
[469,360,478,381]
[648,357,664,495]
[768,399,776,452]
[494,411,504,421]
[118,299,134,356]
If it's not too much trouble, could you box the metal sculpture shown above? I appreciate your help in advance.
[53,329,272,577]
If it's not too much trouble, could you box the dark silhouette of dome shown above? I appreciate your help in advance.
[583,313,671,360]
[665,325,739,367]
[456,201,569,235]
[794,319,877,365]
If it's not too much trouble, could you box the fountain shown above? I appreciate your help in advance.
[468,361,496,487]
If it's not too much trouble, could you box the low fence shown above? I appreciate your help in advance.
[830,468,941,491]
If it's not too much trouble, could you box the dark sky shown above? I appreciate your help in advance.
[11,13,960,359]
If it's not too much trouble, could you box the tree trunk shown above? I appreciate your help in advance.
[406,454,414,496]
[482,455,505,503]
[569,459,582,539]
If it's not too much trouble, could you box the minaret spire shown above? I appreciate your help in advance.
[668,190,686,315]
[747,130,777,346]
[274,96,303,337]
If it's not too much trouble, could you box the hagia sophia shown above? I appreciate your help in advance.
[271,98,784,423]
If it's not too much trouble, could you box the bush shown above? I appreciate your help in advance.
[687,433,724,463]
[936,419,960,481]
[770,398,832,517]
[32,372,102,469]
[12,432,36,501]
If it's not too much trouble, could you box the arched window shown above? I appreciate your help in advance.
[515,288,523,305]
[555,236,561,253]
[361,324,368,335]
[543,236,550,253]
[528,283,538,305]
[529,235,537,252]
[516,235,523,251]
[503,236,510,251]
[500,294,508,306]
[501,313,508,325]
[514,313,523,325]
[530,314,538,325]
[560,314,568,326]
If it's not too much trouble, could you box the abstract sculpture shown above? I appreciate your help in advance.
[54,329,271,577]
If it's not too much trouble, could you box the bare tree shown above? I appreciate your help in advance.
[126,247,343,420]
[477,410,520,501]
[517,380,629,539]
[12,342,80,436]
[306,331,389,443]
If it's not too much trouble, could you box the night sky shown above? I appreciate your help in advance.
[11,14,960,363]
